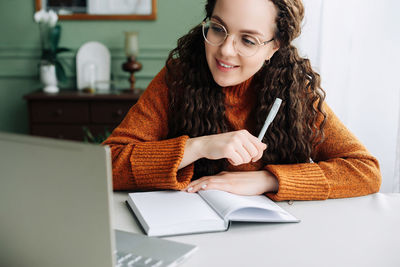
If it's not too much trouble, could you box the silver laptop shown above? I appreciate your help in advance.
[0,132,197,267]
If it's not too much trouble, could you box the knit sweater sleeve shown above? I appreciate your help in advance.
[102,67,194,191]
[265,103,382,201]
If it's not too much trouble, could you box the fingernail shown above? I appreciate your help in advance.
[201,184,207,189]
[187,187,193,192]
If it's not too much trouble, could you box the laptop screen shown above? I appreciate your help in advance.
[0,132,115,267]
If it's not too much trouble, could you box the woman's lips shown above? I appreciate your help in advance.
[215,59,239,72]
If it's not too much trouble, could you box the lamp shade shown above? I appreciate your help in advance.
[124,31,139,57]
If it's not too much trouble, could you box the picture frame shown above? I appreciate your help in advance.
[35,0,157,20]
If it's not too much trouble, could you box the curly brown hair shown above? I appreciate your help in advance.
[166,0,326,179]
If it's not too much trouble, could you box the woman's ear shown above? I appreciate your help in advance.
[266,41,280,61]
[272,40,280,52]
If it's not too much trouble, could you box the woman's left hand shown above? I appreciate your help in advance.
[182,170,279,196]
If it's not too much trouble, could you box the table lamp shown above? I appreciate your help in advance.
[122,31,142,92]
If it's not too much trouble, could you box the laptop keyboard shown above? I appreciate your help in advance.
[115,251,164,267]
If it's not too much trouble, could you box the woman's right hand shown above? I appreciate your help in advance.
[179,130,267,169]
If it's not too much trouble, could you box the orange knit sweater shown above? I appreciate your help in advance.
[103,67,381,201]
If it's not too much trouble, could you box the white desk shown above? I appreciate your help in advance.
[113,193,400,267]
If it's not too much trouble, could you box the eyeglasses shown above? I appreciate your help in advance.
[202,19,274,57]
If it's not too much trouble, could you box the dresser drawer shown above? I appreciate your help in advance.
[32,125,88,141]
[90,102,134,124]
[31,101,90,123]
[24,90,142,142]
[32,124,119,141]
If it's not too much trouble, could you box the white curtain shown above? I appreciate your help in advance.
[394,100,400,192]
[296,0,400,192]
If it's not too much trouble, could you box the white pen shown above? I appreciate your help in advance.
[257,98,282,140]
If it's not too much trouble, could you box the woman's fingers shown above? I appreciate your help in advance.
[201,129,268,165]
[241,139,261,162]
[253,143,267,162]
[254,148,265,162]
[183,170,278,196]
[231,131,266,164]
[183,176,226,193]
[183,178,204,192]
[247,133,267,157]
[225,145,245,166]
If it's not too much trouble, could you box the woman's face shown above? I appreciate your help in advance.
[205,0,279,87]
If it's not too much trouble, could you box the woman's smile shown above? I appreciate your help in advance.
[215,58,239,72]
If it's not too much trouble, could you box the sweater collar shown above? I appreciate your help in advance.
[222,76,254,104]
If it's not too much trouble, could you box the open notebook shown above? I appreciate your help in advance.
[127,190,299,237]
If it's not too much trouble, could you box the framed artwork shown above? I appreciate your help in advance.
[35,0,157,20]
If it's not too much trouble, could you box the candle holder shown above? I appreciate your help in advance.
[122,56,142,92]
[122,31,142,92]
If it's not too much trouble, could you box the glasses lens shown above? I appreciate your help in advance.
[235,34,259,57]
[202,20,262,57]
[203,21,226,46]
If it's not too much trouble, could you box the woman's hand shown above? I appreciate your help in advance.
[182,170,279,196]
[179,130,267,169]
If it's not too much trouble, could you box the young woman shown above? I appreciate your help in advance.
[103,0,381,201]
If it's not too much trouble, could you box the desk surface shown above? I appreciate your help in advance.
[112,192,400,267]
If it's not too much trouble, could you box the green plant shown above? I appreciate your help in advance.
[41,25,71,82]
[82,126,112,144]
[34,10,71,82]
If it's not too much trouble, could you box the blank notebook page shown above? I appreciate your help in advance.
[129,191,222,226]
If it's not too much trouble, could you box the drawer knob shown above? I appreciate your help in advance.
[114,109,124,116]
[55,108,63,116]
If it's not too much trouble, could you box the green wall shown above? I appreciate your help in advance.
[0,0,205,133]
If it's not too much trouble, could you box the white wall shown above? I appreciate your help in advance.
[295,0,400,192]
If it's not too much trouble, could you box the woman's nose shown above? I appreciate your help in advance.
[219,34,237,57]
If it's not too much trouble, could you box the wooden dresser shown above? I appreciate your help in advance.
[24,90,142,142]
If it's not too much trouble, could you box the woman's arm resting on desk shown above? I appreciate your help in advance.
[103,68,195,191]
[265,103,382,201]
[183,170,279,195]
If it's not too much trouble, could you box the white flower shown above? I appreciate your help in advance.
[34,9,47,23]
[42,11,50,24]
[34,9,58,26]
[48,10,58,27]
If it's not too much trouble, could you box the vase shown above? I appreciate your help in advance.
[40,63,59,93]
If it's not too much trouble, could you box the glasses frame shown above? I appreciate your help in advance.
[201,19,275,57]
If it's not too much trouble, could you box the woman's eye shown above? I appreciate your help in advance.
[211,26,224,33]
[242,36,256,46]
